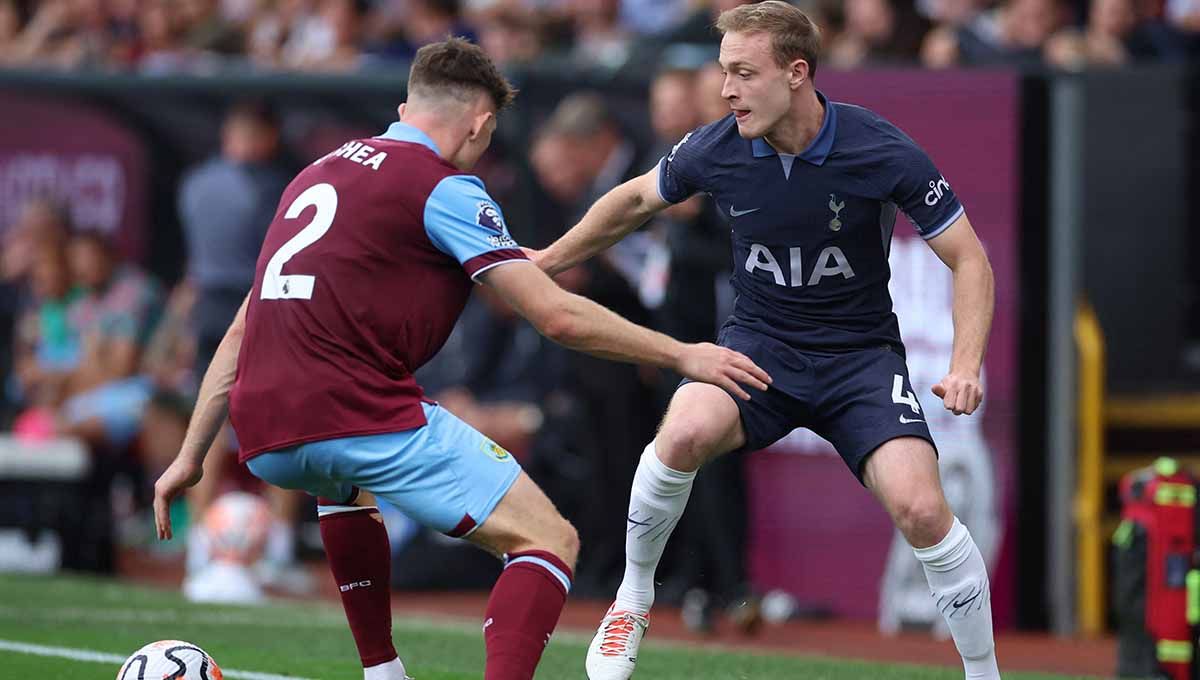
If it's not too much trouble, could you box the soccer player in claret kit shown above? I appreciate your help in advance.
[529,3,1002,679]
[152,38,770,680]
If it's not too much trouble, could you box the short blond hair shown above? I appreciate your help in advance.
[716,1,822,78]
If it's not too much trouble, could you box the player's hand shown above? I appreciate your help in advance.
[932,372,983,416]
[153,456,204,541]
[677,343,771,401]
[522,248,547,269]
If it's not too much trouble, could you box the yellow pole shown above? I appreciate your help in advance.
[1074,302,1106,636]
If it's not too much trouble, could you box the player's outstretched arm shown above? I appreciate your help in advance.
[153,293,250,540]
[531,166,670,277]
[481,261,771,399]
[926,213,994,416]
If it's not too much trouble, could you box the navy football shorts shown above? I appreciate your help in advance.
[682,323,937,483]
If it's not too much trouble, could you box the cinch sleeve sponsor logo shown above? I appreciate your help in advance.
[924,176,952,206]
[667,132,692,163]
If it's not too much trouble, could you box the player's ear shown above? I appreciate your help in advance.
[469,109,495,141]
[397,103,406,119]
[789,59,809,89]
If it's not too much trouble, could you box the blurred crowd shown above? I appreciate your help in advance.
[0,0,1196,76]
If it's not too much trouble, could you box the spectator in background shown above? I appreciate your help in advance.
[106,0,142,67]
[0,0,21,59]
[0,198,72,423]
[565,0,630,69]
[531,92,643,286]
[179,99,289,378]
[366,0,478,64]
[2,0,114,69]
[927,0,1070,66]
[919,0,990,67]
[662,0,755,45]
[137,0,203,74]
[12,242,83,415]
[918,0,987,27]
[178,0,243,56]
[283,0,366,71]
[2,198,71,286]
[622,0,753,73]
[248,0,321,68]
[828,0,932,68]
[57,230,162,451]
[618,0,692,36]
[1045,0,1190,65]
[476,6,546,68]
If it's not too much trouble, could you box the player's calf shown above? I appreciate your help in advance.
[866,439,1000,680]
[470,473,576,680]
[316,492,408,680]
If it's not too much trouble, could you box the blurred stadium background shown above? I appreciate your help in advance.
[0,0,1198,677]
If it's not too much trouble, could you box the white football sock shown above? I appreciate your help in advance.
[613,444,696,614]
[914,517,1000,680]
[363,656,407,680]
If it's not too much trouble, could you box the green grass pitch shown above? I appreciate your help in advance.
[0,574,1092,679]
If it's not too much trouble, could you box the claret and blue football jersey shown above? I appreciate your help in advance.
[229,122,528,461]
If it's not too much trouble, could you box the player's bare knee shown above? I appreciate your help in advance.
[892,493,952,547]
[503,513,578,569]
[655,420,716,472]
[531,515,578,568]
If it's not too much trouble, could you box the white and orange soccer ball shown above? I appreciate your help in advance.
[116,640,222,680]
[202,491,273,566]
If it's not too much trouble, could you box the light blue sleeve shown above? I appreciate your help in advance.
[423,174,528,280]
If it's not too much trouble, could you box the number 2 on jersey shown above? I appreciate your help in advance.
[260,183,337,300]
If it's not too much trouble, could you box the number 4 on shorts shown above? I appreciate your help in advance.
[891,374,921,414]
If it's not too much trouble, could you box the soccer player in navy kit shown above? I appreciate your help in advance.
[151,39,769,680]
[530,3,1001,679]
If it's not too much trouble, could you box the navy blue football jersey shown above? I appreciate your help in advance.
[657,92,964,353]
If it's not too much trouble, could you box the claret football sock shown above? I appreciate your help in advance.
[319,504,397,669]
[483,549,573,680]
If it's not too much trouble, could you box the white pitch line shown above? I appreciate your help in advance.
[0,639,316,680]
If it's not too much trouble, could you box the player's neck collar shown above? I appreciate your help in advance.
[751,90,836,167]
[377,121,443,156]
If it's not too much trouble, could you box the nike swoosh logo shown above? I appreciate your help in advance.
[950,592,981,609]
[899,415,925,424]
[729,205,760,217]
